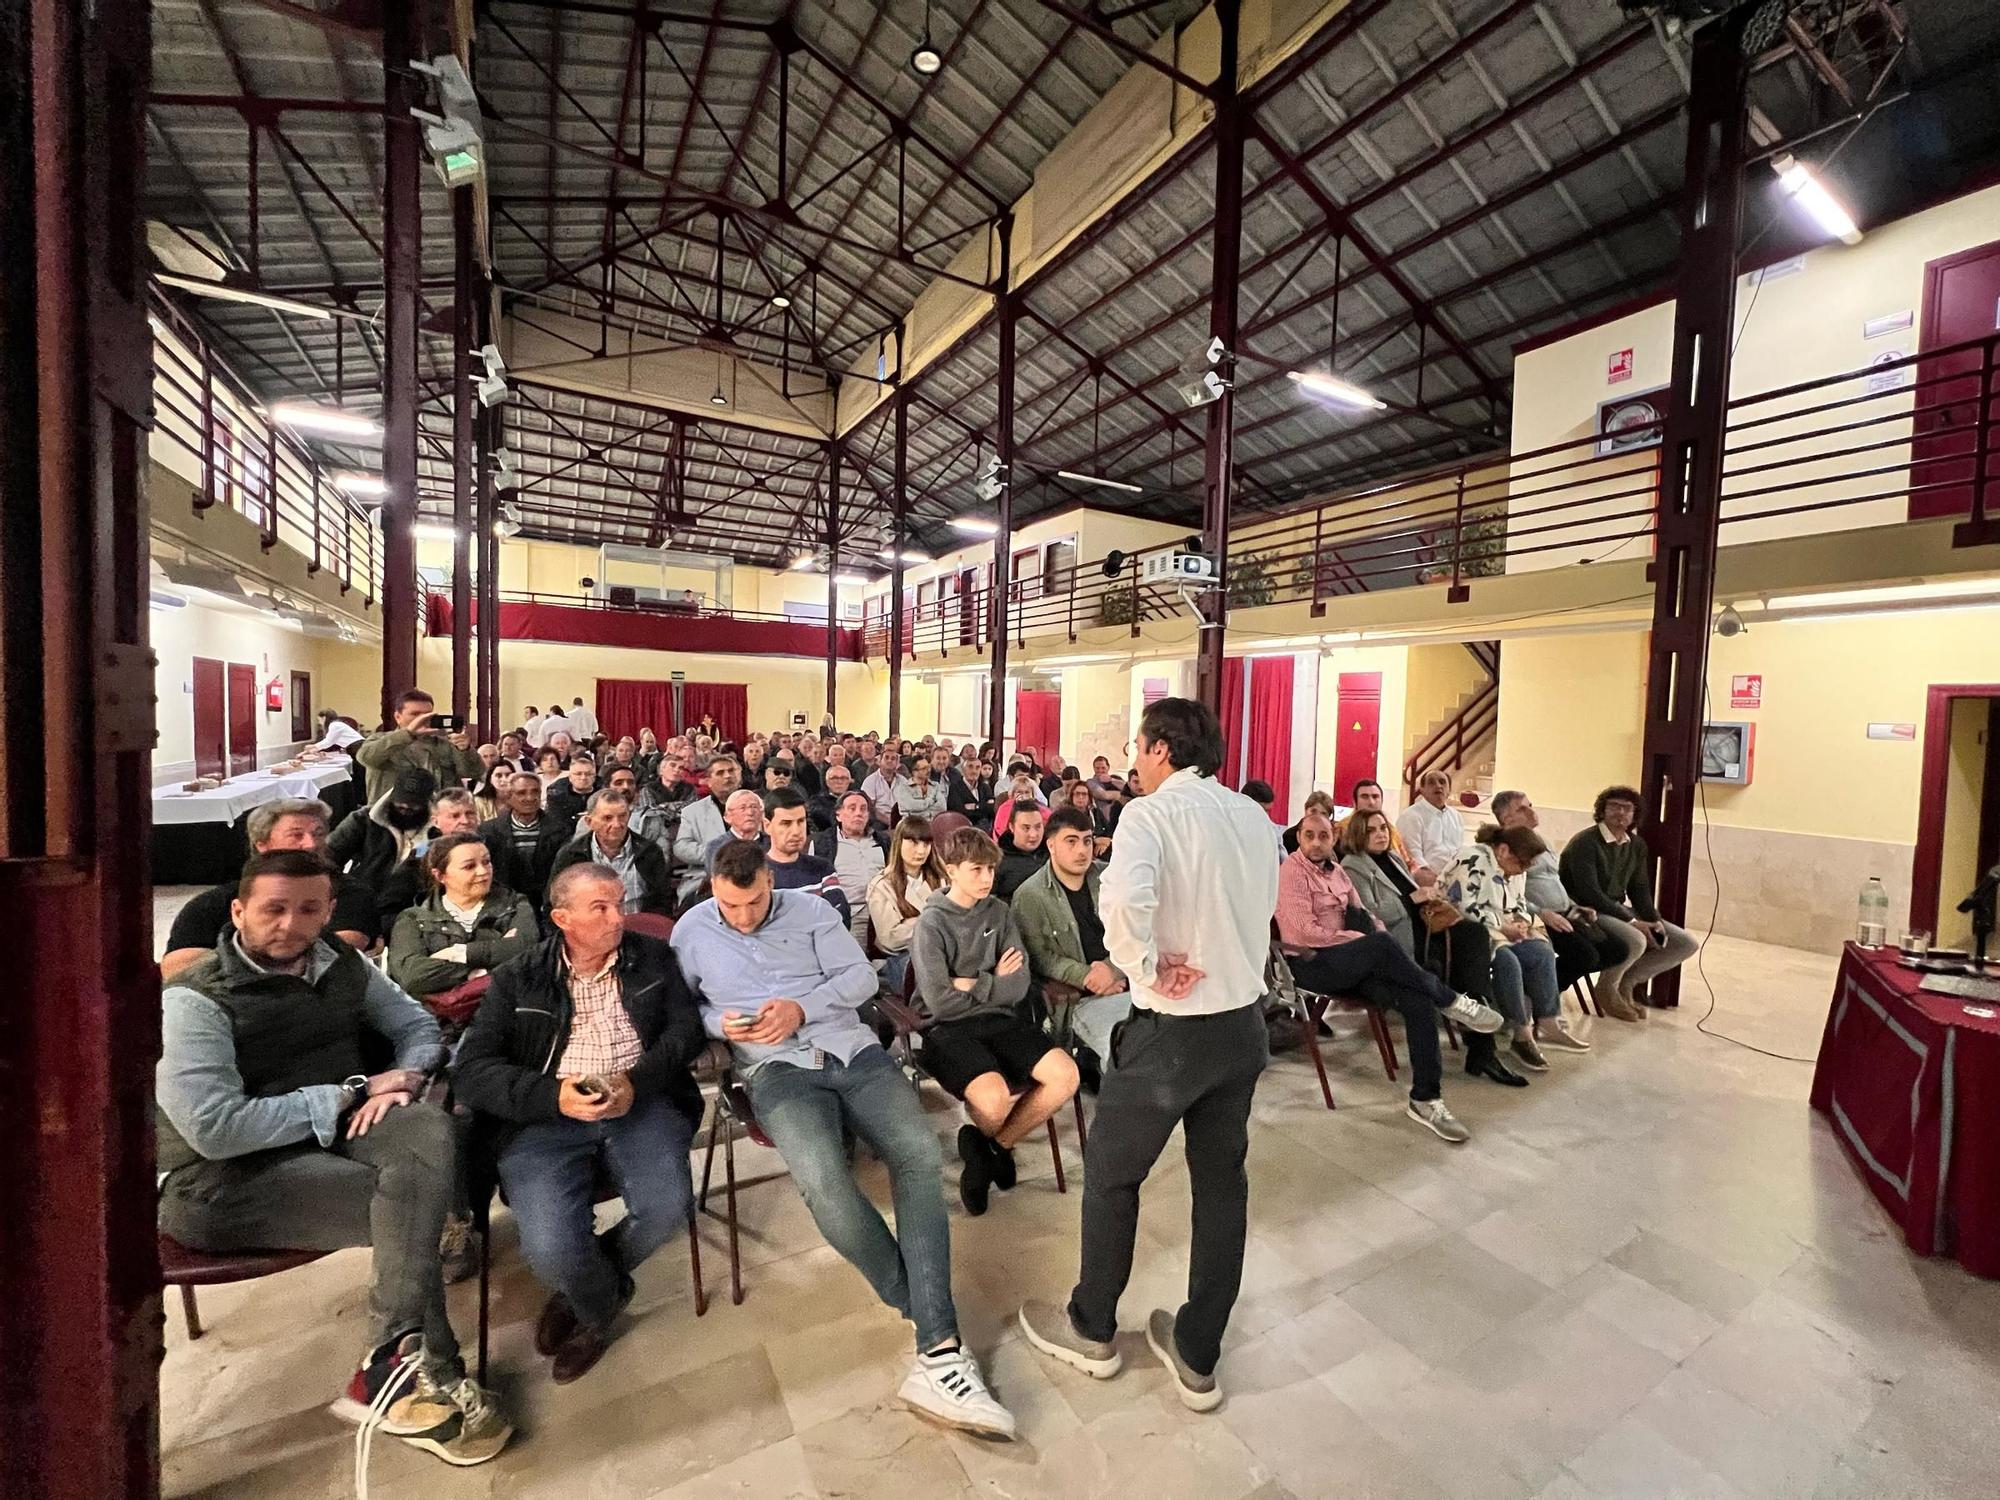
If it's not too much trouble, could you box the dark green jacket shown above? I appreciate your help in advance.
[355,726,480,805]
[1010,859,1117,993]
[387,889,540,997]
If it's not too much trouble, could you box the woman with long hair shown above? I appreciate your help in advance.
[1063,777,1112,856]
[866,816,946,992]
[474,761,515,823]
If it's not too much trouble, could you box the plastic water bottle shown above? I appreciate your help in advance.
[1857,877,1889,947]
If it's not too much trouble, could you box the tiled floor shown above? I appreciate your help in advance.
[156,920,2000,1499]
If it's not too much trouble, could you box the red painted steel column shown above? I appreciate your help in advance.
[379,0,421,723]
[450,186,475,723]
[1196,0,1244,714]
[1636,8,1755,1008]
[0,0,162,1494]
[889,381,909,737]
[987,216,1017,753]
[825,437,840,720]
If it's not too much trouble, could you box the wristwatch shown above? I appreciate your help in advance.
[339,1074,369,1111]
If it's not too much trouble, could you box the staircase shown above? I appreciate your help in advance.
[1074,705,1131,772]
[1403,641,1499,806]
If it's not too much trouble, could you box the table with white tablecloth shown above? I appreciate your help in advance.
[151,760,360,883]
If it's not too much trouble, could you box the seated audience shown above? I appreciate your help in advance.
[1277,811,1503,1143]
[479,772,570,905]
[1395,770,1464,876]
[860,748,905,825]
[473,762,514,823]
[1491,790,1647,1022]
[327,766,436,906]
[1558,784,1699,1009]
[763,786,850,922]
[545,753,597,826]
[704,788,770,868]
[355,688,480,804]
[1340,810,1525,1088]
[495,731,533,774]
[994,800,1049,900]
[595,764,672,856]
[866,817,943,992]
[376,787,483,924]
[912,828,1080,1216]
[991,765,1049,837]
[1447,826,1586,1071]
[895,754,948,819]
[671,753,740,904]
[387,832,538,1002]
[1060,777,1114,856]
[948,756,997,821]
[1010,806,1132,1080]
[1240,780,1286,858]
[635,727,662,778]
[808,761,856,832]
[162,797,376,978]
[549,791,674,918]
[535,746,565,785]
[1282,789,1337,855]
[1339,779,1425,872]
[155,849,511,1465]
[816,790,888,945]
[1085,754,1130,826]
[642,751,698,814]
[761,758,795,795]
[671,842,1015,1437]
[452,862,705,1384]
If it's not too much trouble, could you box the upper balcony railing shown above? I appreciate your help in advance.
[862,331,1999,659]
[425,588,865,659]
[148,296,385,603]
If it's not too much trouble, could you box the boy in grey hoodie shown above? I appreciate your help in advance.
[912,827,1081,1215]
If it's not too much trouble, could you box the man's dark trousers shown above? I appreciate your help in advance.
[1067,1004,1267,1377]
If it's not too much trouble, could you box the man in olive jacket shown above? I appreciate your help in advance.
[356,689,481,806]
[451,862,706,1384]
[1009,806,1132,1073]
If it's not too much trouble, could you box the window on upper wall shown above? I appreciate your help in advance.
[1045,537,1077,597]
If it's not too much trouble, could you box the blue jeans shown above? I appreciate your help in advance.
[1490,937,1560,1025]
[746,1044,956,1351]
[497,1095,696,1332]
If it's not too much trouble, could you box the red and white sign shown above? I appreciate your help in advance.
[1729,673,1762,710]
[1607,347,1635,385]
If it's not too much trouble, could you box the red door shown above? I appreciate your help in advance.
[1015,690,1061,763]
[1910,239,2000,519]
[226,662,258,777]
[192,656,226,779]
[1333,671,1382,804]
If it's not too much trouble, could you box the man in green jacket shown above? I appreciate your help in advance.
[1557,784,1698,1008]
[356,689,481,805]
[1010,806,1132,1076]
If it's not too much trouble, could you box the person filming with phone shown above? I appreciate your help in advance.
[452,862,707,1385]
[356,688,481,804]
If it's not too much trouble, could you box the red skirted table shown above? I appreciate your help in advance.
[1811,943,2000,1277]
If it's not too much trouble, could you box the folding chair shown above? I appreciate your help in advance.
[1265,920,1402,1111]
[694,1042,791,1307]
[160,1235,330,1341]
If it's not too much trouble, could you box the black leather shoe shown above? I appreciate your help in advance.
[957,1125,991,1216]
[534,1294,579,1357]
[1467,1054,1529,1087]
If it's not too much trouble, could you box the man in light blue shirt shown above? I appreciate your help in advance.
[670,840,1015,1440]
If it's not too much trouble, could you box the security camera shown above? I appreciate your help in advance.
[1715,603,1747,637]
[1102,550,1128,579]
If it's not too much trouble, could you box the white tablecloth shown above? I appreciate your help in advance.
[152,761,355,826]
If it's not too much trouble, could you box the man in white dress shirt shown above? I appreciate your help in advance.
[1016,697,1278,1415]
[1396,769,1467,874]
[566,696,599,740]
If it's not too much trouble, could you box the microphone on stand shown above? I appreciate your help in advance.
[1960,863,2000,967]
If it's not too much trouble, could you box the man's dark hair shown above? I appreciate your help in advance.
[1593,784,1643,824]
[1241,779,1276,807]
[1044,805,1094,840]
[395,688,434,712]
[761,785,808,818]
[1352,777,1383,798]
[1137,696,1225,777]
[1060,765,1081,782]
[1009,797,1044,820]
[237,848,335,902]
[942,826,1001,868]
[711,837,769,888]
[708,753,740,772]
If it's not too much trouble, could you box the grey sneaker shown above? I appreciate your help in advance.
[1407,1097,1471,1143]
[390,1369,513,1467]
[1018,1300,1123,1378]
[1536,1020,1592,1053]
[1146,1309,1222,1412]
[1510,1034,1550,1072]
[1441,993,1505,1034]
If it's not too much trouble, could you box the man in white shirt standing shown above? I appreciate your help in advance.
[522,707,545,749]
[566,696,599,741]
[1396,769,1466,875]
[1017,697,1278,1415]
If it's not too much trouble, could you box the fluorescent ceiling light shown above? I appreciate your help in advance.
[949,517,999,536]
[770,291,791,309]
[332,471,387,497]
[1287,370,1387,411]
[155,271,337,321]
[789,553,817,571]
[1057,469,1143,495]
[413,522,459,542]
[1766,579,2000,611]
[834,573,869,587]
[1772,153,1862,246]
[268,402,383,440]
[878,548,930,564]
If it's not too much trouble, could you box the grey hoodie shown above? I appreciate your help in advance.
[910,888,1032,1026]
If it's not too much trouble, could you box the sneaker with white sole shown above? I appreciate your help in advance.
[391,1369,513,1467]
[1146,1309,1222,1412]
[1406,1097,1471,1144]
[329,1330,429,1434]
[898,1347,1016,1440]
[1441,993,1505,1034]
[1017,1300,1123,1378]
[1535,1020,1592,1052]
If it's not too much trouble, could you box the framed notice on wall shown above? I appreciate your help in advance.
[1700,722,1755,785]
[1594,385,1669,457]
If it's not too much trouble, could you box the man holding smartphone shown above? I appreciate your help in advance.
[357,688,481,804]
[453,862,708,1383]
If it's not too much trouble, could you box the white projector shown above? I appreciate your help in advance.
[1141,550,1219,584]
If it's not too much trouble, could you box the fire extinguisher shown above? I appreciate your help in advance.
[266,676,284,712]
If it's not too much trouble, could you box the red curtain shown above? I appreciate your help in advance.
[1245,656,1294,814]
[597,678,678,741]
[1218,657,1248,788]
[681,682,748,745]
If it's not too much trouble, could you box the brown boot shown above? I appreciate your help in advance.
[1596,988,1644,1023]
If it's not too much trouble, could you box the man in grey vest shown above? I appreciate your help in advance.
[155,849,512,1468]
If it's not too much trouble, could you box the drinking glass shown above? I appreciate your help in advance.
[1902,930,1932,958]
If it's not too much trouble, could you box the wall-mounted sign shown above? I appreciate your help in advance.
[1594,385,1669,457]
[1745,255,1806,288]
[1607,347,1635,385]
[1700,722,1755,784]
[1864,349,1914,396]
[1729,673,1762,710]
[1863,310,1913,339]
[1866,722,1917,740]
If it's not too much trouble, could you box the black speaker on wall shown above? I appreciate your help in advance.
[608,585,638,607]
